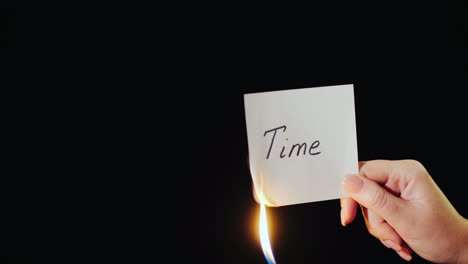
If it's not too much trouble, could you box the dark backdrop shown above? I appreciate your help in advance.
[1,4,467,264]
[183,8,468,264]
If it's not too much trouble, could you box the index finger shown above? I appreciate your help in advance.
[359,160,425,197]
[359,160,404,184]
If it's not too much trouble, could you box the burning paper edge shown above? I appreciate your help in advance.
[250,166,277,207]
[259,203,277,264]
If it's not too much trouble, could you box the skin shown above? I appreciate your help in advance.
[340,160,468,263]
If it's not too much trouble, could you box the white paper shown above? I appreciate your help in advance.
[244,84,358,206]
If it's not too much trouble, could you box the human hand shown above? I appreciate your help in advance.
[340,160,468,263]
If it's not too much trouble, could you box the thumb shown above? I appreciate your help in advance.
[342,174,405,226]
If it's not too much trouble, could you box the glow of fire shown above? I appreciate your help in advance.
[259,203,277,264]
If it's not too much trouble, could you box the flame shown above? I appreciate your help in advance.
[259,203,277,264]
[252,168,277,263]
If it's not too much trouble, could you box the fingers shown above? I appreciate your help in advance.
[359,160,426,198]
[362,207,413,261]
[362,206,403,245]
[383,239,413,261]
[359,160,397,183]
[340,197,358,226]
[358,161,367,170]
[343,160,420,262]
[338,161,367,226]
[342,174,406,226]
[359,160,407,197]
[396,246,413,261]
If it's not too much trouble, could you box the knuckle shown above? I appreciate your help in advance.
[367,226,378,237]
[363,218,377,236]
[369,187,401,217]
[367,224,383,239]
[371,187,389,211]
[403,159,424,172]
[403,159,429,180]
[365,216,393,240]
[404,159,420,165]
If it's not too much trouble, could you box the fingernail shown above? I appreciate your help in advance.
[342,174,364,194]
[384,240,402,252]
[340,209,346,226]
[397,250,412,261]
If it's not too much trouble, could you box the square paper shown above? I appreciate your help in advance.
[244,84,358,206]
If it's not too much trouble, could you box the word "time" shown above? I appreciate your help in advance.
[264,125,321,159]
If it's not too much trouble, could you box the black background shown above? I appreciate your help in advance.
[182,7,468,264]
[2,4,467,264]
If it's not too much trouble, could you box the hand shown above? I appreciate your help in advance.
[340,160,468,263]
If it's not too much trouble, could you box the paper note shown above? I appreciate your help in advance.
[244,84,358,206]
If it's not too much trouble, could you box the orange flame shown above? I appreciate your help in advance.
[251,168,277,263]
[259,203,277,264]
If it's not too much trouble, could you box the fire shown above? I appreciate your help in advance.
[259,203,277,264]
[253,169,277,263]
